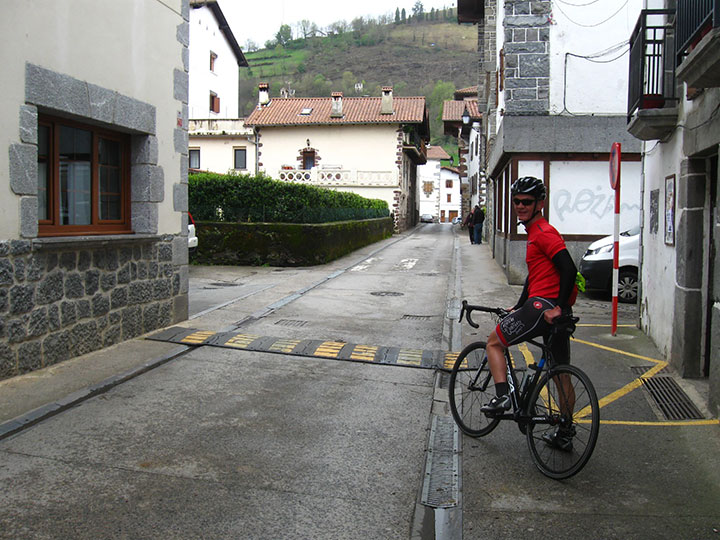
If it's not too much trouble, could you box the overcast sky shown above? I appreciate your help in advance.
[218,0,458,48]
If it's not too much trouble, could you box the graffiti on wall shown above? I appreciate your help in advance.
[552,185,640,223]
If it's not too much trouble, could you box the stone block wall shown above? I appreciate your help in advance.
[503,0,551,115]
[0,237,188,380]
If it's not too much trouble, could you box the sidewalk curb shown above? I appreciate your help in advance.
[0,345,189,442]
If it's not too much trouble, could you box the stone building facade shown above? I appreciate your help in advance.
[0,1,191,379]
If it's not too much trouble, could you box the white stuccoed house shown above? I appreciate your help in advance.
[244,86,430,232]
[187,0,256,175]
[418,146,452,220]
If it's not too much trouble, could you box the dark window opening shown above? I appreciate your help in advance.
[234,148,247,169]
[302,151,315,170]
[189,148,200,169]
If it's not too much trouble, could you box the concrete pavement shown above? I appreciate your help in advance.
[1,225,719,539]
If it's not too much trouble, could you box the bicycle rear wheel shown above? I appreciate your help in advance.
[448,341,500,437]
[525,364,599,479]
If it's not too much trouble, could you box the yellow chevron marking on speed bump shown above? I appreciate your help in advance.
[351,345,378,362]
[181,330,216,344]
[397,349,423,366]
[225,334,259,349]
[443,352,460,369]
[269,339,301,353]
[315,341,346,358]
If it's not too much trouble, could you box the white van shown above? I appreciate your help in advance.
[579,225,640,303]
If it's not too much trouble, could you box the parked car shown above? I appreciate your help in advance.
[420,214,435,223]
[579,225,640,303]
[188,212,198,255]
[452,216,462,225]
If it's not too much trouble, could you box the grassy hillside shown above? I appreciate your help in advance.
[238,19,478,153]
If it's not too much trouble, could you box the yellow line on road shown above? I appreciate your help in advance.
[224,334,259,349]
[571,337,663,364]
[314,341,346,358]
[577,324,636,328]
[599,419,720,426]
[397,349,423,366]
[181,330,216,344]
[269,339,301,353]
[351,345,378,362]
[517,343,534,367]
[444,352,460,369]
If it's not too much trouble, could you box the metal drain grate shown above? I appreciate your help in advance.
[632,366,704,420]
[370,291,404,297]
[402,314,432,321]
[274,319,309,328]
[421,416,459,508]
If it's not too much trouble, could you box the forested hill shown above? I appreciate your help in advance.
[238,15,478,146]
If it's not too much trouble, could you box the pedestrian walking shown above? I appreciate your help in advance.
[463,208,475,244]
[472,205,485,245]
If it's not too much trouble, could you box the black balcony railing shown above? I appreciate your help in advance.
[628,9,677,123]
[676,0,720,65]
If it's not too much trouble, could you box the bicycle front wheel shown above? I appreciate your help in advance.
[525,364,599,479]
[448,341,500,437]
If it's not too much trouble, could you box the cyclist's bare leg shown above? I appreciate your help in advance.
[553,373,576,415]
[486,330,507,383]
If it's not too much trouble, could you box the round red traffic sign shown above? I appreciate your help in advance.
[609,142,621,190]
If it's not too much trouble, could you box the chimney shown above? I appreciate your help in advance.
[258,82,270,107]
[381,86,393,115]
[331,91,343,118]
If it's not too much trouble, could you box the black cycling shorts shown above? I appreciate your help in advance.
[495,297,571,365]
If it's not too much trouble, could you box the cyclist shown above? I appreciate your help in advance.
[479,176,578,450]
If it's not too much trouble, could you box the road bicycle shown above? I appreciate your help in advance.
[448,301,599,479]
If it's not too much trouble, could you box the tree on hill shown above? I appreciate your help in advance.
[412,1,425,21]
[275,24,293,46]
[401,8,406,22]
[395,8,400,24]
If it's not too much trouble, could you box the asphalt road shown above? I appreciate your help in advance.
[1,223,718,539]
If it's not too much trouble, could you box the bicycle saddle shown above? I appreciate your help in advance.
[551,315,579,335]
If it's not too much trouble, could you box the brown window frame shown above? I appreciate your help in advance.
[447,193,452,203]
[38,115,132,237]
[210,92,220,113]
[210,51,217,72]
[445,179,453,188]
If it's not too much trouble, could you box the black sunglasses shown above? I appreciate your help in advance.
[512,198,536,207]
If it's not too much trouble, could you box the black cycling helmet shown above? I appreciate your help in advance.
[511,176,546,201]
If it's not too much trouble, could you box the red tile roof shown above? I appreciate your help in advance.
[245,96,428,127]
[455,86,479,98]
[426,146,451,160]
[442,99,481,122]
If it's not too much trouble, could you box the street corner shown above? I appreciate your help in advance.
[569,323,718,427]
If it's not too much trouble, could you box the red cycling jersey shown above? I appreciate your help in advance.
[525,217,577,306]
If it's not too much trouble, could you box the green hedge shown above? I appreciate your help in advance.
[189,172,389,224]
[193,217,393,266]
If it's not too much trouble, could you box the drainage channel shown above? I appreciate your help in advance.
[631,366,705,420]
[411,232,464,540]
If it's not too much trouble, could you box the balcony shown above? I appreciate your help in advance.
[402,130,428,165]
[627,9,679,141]
[676,0,720,88]
[276,168,399,188]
